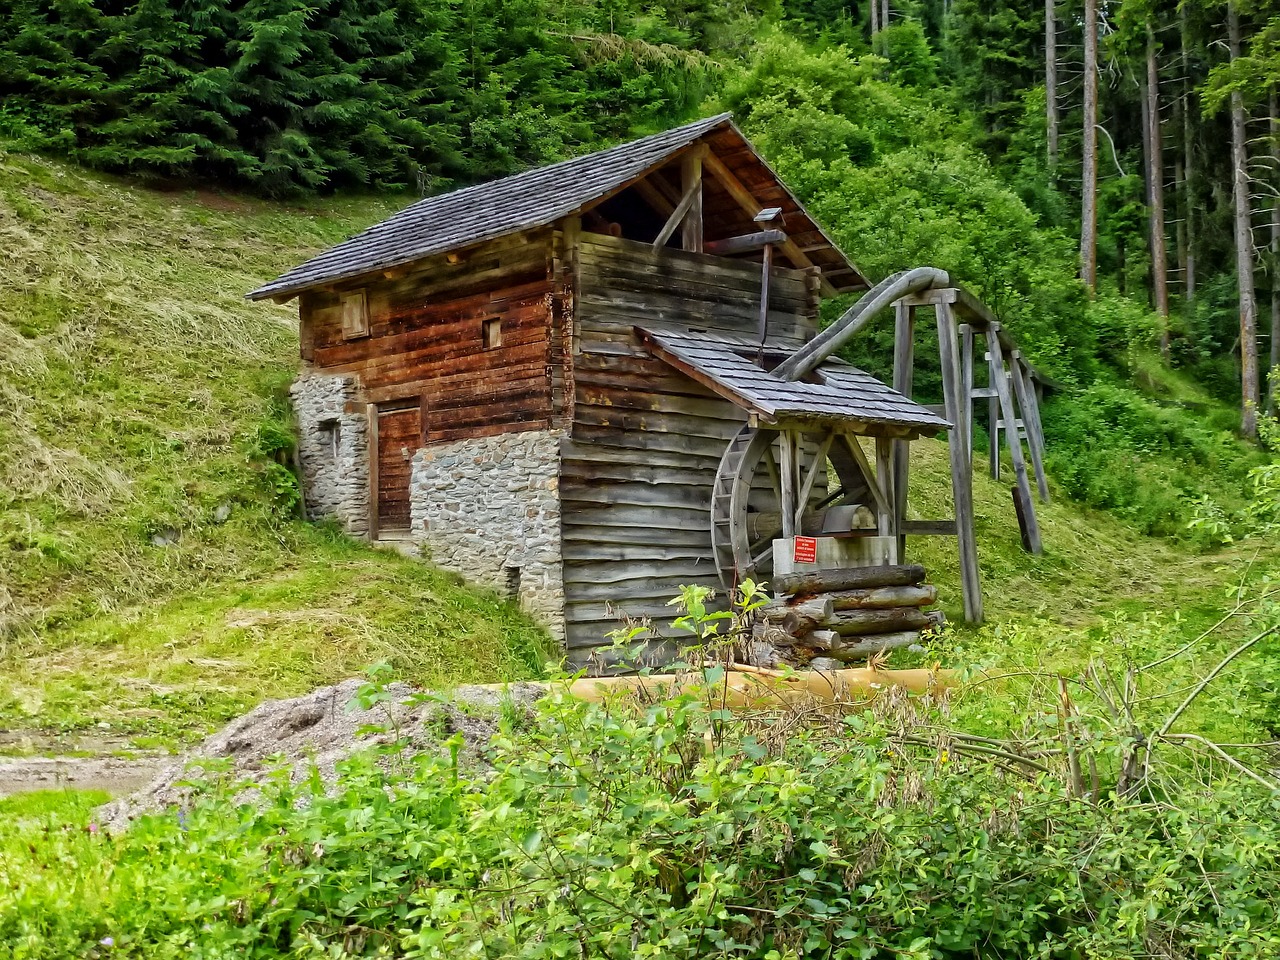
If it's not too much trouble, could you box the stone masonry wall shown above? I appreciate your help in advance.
[290,370,370,537]
[410,430,564,640]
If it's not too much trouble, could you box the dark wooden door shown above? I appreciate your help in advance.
[374,403,420,537]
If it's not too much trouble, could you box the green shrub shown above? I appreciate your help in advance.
[1043,382,1263,538]
[4,683,1280,958]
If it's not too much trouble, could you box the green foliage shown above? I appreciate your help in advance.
[941,0,1042,155]
[5,682,1280,957]
[1043,380,1264,537]
[0,0,713,195]
[719,32,1087,387]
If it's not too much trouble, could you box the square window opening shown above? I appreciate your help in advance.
[318,418,341,459]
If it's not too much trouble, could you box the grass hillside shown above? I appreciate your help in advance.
[0,152,550,751]
[1,150,1275,754]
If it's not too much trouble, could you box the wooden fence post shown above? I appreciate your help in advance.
[986,326,1042,554]
[936,302,983,623]
[892,301,915,561]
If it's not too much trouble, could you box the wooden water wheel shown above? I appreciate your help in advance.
[710,424,884,589]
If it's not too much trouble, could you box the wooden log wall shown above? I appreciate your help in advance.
[299,230,565,444]
[561,233,820,661]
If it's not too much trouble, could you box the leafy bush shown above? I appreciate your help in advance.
[5,676,1280,958]
[1043,381,1264,538]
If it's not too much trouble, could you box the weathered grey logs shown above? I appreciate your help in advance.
[827,584,937,610]
[751,564,942,669]
[804,630,922,662]
[829,608,932,636]
[773,564,926,596]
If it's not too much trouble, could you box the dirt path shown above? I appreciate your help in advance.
[0,755,168,796]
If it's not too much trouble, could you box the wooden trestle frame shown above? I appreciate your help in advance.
[897,287,1053,624]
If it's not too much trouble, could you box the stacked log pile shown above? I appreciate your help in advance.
[747,565,943,669]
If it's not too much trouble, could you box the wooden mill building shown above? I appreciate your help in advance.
[251,114,986,669]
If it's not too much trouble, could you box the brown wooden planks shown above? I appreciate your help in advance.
[375,404,420,534]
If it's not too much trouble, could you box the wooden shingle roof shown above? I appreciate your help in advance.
[638,328,949,436]
[249,114,863,301]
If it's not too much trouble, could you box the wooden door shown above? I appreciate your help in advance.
[372,403,420,538]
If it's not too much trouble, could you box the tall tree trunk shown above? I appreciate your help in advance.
[1271,92,1280,415]
[870,0,880,37]
[1046,0,1058,168]
[1080,0,1099,291]
[1230,1,1260,438]
[1174,95,1188,307]
[1180,3,1197,303]
[1147,27,1170,357]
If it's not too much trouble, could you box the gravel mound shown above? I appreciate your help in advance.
[99,678,546,831]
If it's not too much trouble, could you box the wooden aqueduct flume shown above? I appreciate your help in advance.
[712,268,1053,657]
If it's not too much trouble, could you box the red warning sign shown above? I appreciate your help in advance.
[793,536,818,564]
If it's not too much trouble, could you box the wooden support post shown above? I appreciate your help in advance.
[986,326,1042,554]
[960,323,975,463]
[778,431,796,540]
[875,435,894,546]
[757,242,774,352]
[987,352,1001,482]
[892,301,915,561]
[681,150,703,253]
[936,303,983,624]
[1010,351,1050,503]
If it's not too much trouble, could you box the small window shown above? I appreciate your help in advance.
[483,317,503,349]
[340,289,369,339]
[318,418,341,459]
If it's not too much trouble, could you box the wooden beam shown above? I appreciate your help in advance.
[985,326,1042,554]
[892,301,915,562]
[1011,350,1051,503]
[778,431,797,540]
[875,435,895,547]
[632,177,675,217]
[704,230,787,256]
[937,301,983,624]
[901,287,959,307]
[900,519,958,536]
[839,433,889,516]
[702,150,832,291]
[960,323,976,464]
[681,150,703,253]
[652,176,702,250]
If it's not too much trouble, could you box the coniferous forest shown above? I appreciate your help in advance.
[3,0,1280,446]
[5,2,1280,956]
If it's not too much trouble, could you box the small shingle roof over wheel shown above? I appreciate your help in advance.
[637,327,950,436]
[249,114,863,301]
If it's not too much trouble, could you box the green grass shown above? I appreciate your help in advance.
[900,436,1273,630]
[0,151,551,749]
[0,788,110,824]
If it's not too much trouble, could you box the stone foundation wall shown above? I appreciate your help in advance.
[410,430,564,639]
[290,370,370,537]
